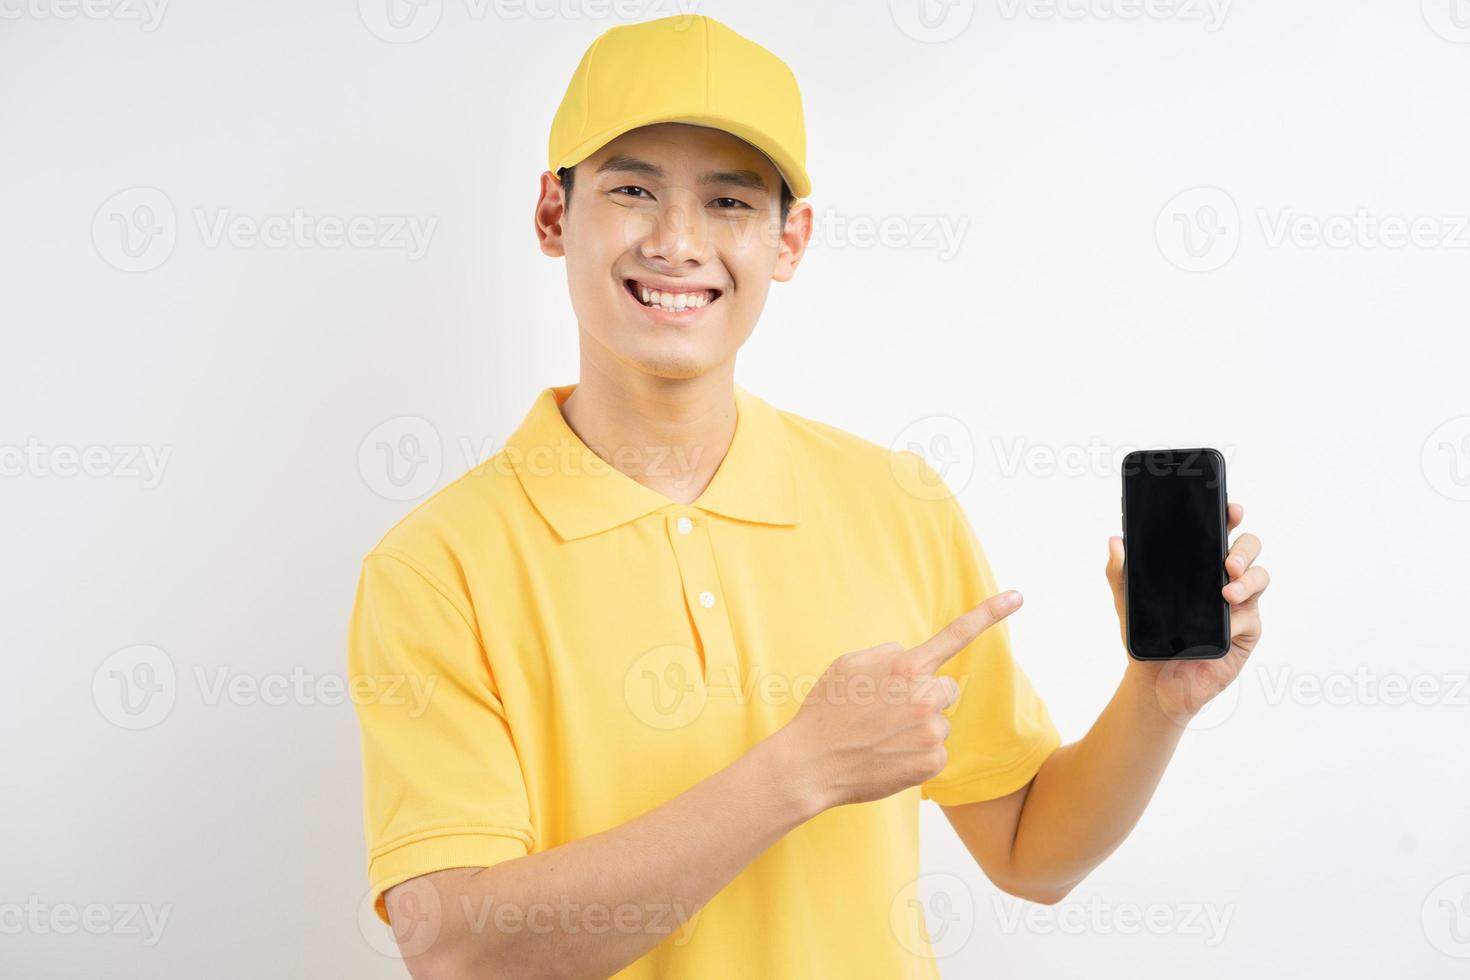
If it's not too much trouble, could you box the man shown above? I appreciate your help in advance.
[348,14,1270,978]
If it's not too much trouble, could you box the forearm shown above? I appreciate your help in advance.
[1006,664,1187,898]
[399,728,819,980]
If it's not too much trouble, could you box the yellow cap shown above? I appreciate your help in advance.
[548,14,810,199]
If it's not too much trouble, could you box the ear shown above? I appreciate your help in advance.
[771,199,814,284]
[536,170,568,258]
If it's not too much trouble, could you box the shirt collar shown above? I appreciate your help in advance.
[506,382,800,541]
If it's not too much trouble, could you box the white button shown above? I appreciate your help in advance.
[676,517,693,535]
[699,591,716,608]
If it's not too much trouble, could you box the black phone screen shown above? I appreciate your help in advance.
[1122,449,1230,660]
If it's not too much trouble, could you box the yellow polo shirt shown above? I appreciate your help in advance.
[348,382,1060,978]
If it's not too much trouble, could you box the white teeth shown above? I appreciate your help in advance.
[633,282,714,311]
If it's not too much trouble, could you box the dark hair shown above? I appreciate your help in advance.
[557,165,796,225]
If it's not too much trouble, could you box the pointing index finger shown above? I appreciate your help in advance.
[902,590,1022,675]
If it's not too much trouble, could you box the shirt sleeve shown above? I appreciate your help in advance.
[919,490,1062,806]
[348,549,534,924]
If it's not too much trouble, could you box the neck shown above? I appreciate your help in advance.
[558,359,737,506]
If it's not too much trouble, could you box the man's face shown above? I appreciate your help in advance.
[536,122,811,380]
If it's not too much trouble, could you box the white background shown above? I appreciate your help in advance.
[4,1,1469,976]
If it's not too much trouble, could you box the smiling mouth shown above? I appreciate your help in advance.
[624,279,723,312]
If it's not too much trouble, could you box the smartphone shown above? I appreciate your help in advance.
[1121,448,1230,661]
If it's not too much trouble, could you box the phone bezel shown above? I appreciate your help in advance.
[1121,447,1231,662]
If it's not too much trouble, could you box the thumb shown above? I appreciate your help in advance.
[1106,536,1125,606]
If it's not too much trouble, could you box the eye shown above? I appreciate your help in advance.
[611,185,653,200]
[710,197,753,210]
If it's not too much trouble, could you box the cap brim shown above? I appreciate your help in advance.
[551,111,810,200]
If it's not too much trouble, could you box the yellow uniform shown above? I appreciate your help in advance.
[349,382,1060,977]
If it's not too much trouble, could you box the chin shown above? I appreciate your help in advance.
[623,351,717,381]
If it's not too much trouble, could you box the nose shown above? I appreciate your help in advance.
[635,188,711,268]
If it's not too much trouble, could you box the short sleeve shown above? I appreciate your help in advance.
[919,495,1061,806]
[348,550,533,923]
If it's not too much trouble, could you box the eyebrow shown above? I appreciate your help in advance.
[593,154,770,193]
